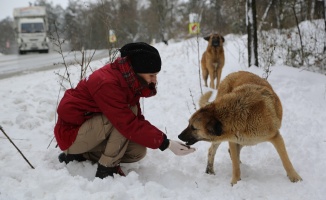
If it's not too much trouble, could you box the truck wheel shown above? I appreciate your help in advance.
[40,50,49,53]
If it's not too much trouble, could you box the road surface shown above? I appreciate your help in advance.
[0,49,109,79]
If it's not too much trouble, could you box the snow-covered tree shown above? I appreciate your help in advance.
[246,0,258,67]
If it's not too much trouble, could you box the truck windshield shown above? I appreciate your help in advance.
[21,23,44,33]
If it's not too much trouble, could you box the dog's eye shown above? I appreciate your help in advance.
[190,125,197,130]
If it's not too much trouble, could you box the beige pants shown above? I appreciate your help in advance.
[66,105,146,167]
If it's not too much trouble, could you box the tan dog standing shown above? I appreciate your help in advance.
[201,33,225,89]
[179,71,302,185]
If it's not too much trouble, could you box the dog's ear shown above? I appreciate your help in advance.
[207,118,223,136]
[221,36,225,43]
[203,35,211,41]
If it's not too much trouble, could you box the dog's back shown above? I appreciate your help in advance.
[199,71,282,121]
[218,71,282,121]
[218,83,282,140]
[217,71,273,96]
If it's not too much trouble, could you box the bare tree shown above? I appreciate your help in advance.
[273,0,283,30]
[258,0,273,31]
[291,0,304,66]
[0,18,16,54]
[324,0,326,52]
[246,0,259,67]
[310,0,316,19]
[155,0,173,45]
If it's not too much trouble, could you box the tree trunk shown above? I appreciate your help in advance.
[310,0,316,20]
[155,0,169,45]
[292,1,304,66]
[258,0,273,31]
[246,0,259,67]
[324,0,326,52]
[274,0,282,30]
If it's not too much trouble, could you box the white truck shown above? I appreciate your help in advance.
[13,6,49,54]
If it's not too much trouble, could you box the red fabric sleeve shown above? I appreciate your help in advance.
[89,79,165,149]
[136,102,145,120]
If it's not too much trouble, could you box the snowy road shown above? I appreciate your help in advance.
[0,49,108,79]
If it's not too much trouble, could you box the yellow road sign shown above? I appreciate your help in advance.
[189,23,200,34]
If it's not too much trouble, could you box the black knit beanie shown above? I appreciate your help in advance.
[119,42,161,73]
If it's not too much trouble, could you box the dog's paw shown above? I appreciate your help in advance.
[288,173,303,182]
[205,167,215,175]
[230,177,241,186]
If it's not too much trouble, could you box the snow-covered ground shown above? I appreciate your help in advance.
[0,32,326,199]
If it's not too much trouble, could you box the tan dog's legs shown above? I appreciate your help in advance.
[228,143,243,163]
[229,142,241,185]
[208,62,216,89]
[215,66,222,89]
[269,131,302,182]
[206,142,221,174]
[202,67,209,87]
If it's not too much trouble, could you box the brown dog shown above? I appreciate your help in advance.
[201,33,225,89]
[179,71,302,185]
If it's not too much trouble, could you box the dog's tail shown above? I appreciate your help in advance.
[199,91,213,108]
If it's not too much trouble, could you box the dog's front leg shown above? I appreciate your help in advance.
[202,67,209,87]
[228,143,243,163]
[215,65,223,89]
[206,142,221,175]
[208,63,216,89]
[229,142,241,186]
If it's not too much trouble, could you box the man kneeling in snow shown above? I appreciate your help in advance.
[54,42,195,179]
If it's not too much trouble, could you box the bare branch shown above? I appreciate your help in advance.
[0,126,34,169]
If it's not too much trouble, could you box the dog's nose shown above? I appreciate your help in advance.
[178,131,187,141]
[212,40,220,47]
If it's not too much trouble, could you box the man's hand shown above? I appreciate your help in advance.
[168,140,196,156]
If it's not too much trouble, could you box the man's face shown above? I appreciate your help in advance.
[137,73,158,85]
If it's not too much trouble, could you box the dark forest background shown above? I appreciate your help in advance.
[0,0,324,53]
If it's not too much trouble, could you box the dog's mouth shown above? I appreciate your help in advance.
[185,139,199,146]
[212,40,220,47]
[178,130,200,146]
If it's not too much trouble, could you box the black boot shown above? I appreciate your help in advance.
[95,164,126,179]
[58,153,86,164]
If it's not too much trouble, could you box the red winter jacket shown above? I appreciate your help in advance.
[54,58,167,151]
